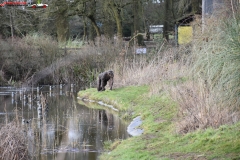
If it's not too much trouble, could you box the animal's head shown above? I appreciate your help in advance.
[108,70,114,78]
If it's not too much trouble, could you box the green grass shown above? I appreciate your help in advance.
[78,86,149,111]
[59,39,84,48]
[78,86,240,160]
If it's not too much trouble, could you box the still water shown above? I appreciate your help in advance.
[0,85,129,160]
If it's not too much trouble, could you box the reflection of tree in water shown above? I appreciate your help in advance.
[99,110,114,130]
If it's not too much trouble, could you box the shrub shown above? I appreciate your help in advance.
[0,35,123,86]
[0,33,60,84]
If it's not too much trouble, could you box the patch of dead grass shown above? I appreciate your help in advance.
[0,121,30,160]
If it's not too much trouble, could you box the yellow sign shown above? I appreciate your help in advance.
[178,26,193,44]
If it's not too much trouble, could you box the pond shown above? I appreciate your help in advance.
[0,85,129,160]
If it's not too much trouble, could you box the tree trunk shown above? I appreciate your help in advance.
[83,16,87,41]
[133,0,144,46]
[85,0,101,45]
[133,0,140,33]
[163,0,170,41]
[103,16,114,39]
[55,0,69,43]
[87,15,101,37]
[9,9,14,41]
[56,14,69,43]
[109,1,123,39]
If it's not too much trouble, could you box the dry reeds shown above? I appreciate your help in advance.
[192,12,240,108]
[107,9,240,134]
[170,81,239,134]
[0,122,30,160]
[172,13,240,133]
[110,46,188,92]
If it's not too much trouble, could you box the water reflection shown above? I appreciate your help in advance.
[0,85,129,160]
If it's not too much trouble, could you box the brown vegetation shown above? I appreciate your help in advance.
[108,13,240,133]
[0,35,122,86]
[0,122,30,160]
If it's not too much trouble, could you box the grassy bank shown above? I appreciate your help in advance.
[78,86,240,160]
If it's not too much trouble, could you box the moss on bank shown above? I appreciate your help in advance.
[78,86,240,160]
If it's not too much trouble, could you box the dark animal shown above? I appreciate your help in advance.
[97,70,114,91]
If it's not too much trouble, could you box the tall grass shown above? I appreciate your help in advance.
[109,45,188,93]
[168,13,240,133]
[107,11,240,133]
[192,14,240,110]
